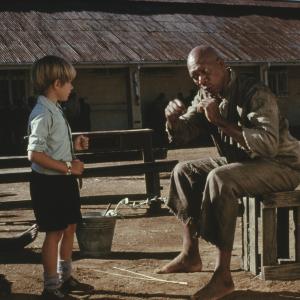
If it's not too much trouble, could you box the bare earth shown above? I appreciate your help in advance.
[1,148,300,300]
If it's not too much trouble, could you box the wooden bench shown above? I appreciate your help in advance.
[0,128,178,213]
[241,190,300,280]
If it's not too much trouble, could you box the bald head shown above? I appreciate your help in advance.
[186,45,228,95]
[187,45,222,67]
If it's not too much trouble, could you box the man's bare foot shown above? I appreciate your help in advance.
[156,252,202,274]
[190,269,234,300]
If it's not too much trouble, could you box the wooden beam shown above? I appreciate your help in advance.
[261,207,277,266]
[0,160,178,184]
[261,262,300,280]
[249,197,259,275]
[261,191,300,208]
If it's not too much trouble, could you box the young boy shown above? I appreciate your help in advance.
[27,55,93,299]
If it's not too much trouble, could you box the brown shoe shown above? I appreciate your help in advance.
[61,276,94,293]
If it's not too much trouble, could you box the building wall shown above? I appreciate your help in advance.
[140,66,195,128]
[284,66,300,126]
[74,68,130,131]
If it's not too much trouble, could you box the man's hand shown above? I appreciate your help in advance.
[71,159,84,175]
[197,97,223,125]
[74,135,89,151]
[165,99,187,126]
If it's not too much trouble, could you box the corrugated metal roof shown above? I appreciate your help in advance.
[0,2,299,65]
[130,0,300,8]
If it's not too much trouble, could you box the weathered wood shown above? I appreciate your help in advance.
[261,207,277,266]
[294,207,300,262]
[261,190,300,208]
[0,194,149,210]
[241,197,250,271]
[261,262,300,280]
[0,160,178,184]
[0,149,168,169]
[142,134,161,198]
[241,191,300,279]
[84,161,178,178]
[249,197,259,274]
[277,208,290,259]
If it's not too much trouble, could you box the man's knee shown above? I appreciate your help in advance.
[172,161,191,179]
[206,167,237,194]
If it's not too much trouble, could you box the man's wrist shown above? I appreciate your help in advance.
[65,161,72,175]
[214,117,227,129]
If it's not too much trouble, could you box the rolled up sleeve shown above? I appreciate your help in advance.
[27,113,51,152]
[242,88,279,158]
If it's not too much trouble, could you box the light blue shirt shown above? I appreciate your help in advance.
[27,95,73,175]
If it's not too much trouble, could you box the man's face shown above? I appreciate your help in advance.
[187,57,226,96]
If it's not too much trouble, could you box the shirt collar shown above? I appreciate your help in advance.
[37,95,61,114]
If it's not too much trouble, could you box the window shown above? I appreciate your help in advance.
[269,68,288,97]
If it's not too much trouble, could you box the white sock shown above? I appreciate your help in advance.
[58,259,72,282]
[44,273,60,290]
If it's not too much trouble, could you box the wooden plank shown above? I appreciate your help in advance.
[0,156,29,168]
[277,208,290,259]
[249,197,259,275]
[0,148,168,168]
[142,136,161,198]
[241,197,250,271]
[84,161,178,178]
[73,128,153,137]
[261,191,300,208]
[0,194,148,210]
[261,207,277,266]
[261,262,300,280]
[0,160,178,184]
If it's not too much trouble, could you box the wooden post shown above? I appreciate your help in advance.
[142,133,161,213]
[259,63,269,86]
[249,197,259,275]
[241,197,250,271]
[261,203,277,279]
[129,66,142,129]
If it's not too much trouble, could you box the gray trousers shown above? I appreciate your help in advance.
[167,157,300,251]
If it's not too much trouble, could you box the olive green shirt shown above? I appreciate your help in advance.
[167,70,300,170]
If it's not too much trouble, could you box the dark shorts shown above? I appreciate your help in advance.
[29,171,82,232]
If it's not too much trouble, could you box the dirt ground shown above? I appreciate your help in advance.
[1,147,300,300]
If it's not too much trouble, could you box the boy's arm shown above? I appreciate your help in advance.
[28,151,69,174]
[28,151,84,175]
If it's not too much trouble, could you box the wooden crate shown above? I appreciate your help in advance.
[241,191,300,280]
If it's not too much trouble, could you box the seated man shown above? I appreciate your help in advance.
[157,45,300,300]
[0,224,38,251]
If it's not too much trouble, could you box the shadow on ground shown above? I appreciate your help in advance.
[73,250,180,261]
[0,249,40,264]
[224,290,300,299]
[92,289,190,299]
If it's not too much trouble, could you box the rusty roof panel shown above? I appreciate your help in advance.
[129,0,300,8]
[0,3,299,65]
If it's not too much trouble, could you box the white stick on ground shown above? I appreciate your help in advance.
[113,267,188,285]
[89,268,187,285]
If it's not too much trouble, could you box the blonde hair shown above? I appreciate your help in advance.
[31,55,76,94]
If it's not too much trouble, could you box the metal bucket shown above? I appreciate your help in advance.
[76,211,116,257]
